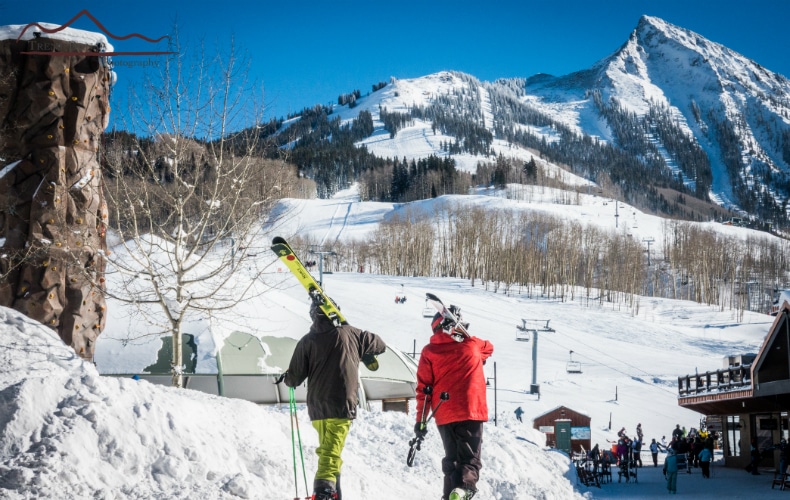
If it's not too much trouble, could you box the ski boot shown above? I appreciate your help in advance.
[310,487,338,500]
[311,479,338,500]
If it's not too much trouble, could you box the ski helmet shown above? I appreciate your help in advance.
[431,311,463,341]
[431,312,446,333]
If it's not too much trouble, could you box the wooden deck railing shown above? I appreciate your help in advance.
[678,364,752,396]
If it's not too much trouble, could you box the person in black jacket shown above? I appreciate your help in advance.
[749,437,761,475]
[283,300,387,500]
[672,424,683,441]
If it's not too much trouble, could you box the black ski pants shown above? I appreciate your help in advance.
[437,420,484,499]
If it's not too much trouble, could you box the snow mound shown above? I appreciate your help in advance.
[0,306,583,499]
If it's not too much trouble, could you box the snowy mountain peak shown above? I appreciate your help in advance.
[516,16,790,223]
[284,15,790,228]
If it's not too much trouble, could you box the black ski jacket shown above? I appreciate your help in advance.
[284,315,386,420]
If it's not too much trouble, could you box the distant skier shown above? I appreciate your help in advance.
[282,300,387,500]
[589,443,601,471]
[633,438,643,467]
[514,406,524,423]
[415,307,494,500]
[650,438,659,467]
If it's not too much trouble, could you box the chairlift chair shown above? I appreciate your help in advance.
[567,350,582,374]
[422,299,435,318]
[516,319,532,342]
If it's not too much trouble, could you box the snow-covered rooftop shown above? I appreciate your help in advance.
[0,23,113,51]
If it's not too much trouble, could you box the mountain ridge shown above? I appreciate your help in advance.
[278,15,790,230]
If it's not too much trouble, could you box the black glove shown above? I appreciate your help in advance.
[274,372,287,385]
[414,421,428,438]
[362,353,379,371]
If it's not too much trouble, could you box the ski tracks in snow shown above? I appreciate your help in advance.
[320,200,353,247]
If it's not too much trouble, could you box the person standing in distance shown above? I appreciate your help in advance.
[650,438,660,467]
[663,448,679,494]
[414,306,494,500]
[282,299,387,500]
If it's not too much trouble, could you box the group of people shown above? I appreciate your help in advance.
[583,426,644,484]
[659,423,716,494]
[612,426,644,467]
[279,296,492,500]
[748,436,789,476]
[585,422,718,494]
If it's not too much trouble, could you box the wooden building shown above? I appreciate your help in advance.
[533,405,591,454]
[677,302,790,469]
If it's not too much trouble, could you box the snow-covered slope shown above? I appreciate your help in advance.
[1,183,782,498]
[1,245,773,499]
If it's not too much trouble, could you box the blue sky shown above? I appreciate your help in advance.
[4,0,789,124]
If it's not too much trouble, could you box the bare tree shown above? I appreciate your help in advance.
[103,33,296,387]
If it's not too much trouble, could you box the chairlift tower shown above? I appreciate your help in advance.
[309,246,336,287]
[643,237,655,267]
[530,329,540,396]
[517,319,555,398]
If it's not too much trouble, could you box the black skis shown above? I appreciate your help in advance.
[425,292,470,339]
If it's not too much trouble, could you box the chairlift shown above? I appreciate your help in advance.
[394,284,408,305]
[422,299,436,318]
[516,319,533,342]
[567,350,582,374]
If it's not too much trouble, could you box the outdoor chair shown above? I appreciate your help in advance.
[599,461,612,483]
[575,464,601,488]
[772,466,790,490]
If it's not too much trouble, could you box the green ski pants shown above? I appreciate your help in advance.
[312,418,352,483]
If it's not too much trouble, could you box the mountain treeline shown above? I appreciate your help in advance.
[486,82,720,222]
[100,130,313,232]
[270,100,476,202]
[249,71,787,229]
[288,204,790,315]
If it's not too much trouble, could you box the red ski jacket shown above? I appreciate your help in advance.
[415,331,494,426]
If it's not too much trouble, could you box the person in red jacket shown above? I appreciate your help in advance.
[415,306,494,500]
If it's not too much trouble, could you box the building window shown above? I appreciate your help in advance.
[727,415,741,457]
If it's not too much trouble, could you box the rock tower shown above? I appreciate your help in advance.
[0,23,113,360]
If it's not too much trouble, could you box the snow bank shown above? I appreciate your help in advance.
[0,306,582,499]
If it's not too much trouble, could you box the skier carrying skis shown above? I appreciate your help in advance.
[282,299,387,500]
[415,306,494,500]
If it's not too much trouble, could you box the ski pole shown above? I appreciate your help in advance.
[418,385,433,425]
[407,386,433,467]
[426,391,450,424]
[407,390,450,466]
[288,387,311,500]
